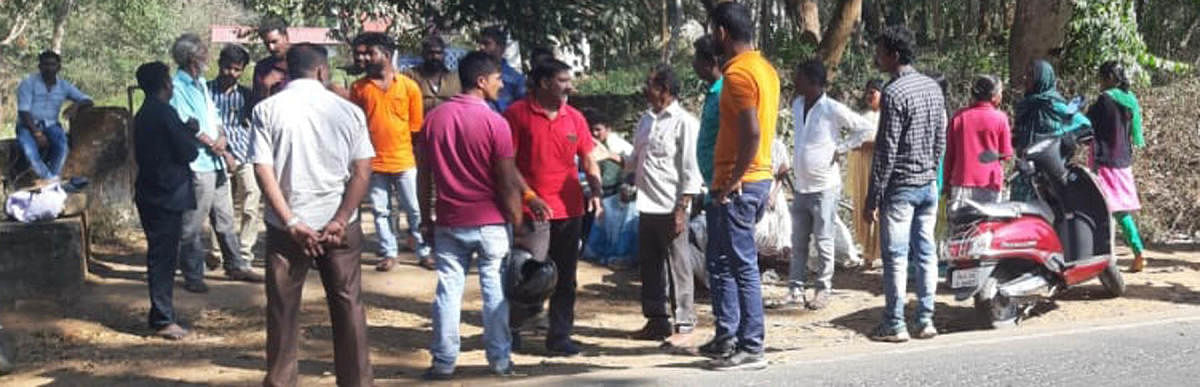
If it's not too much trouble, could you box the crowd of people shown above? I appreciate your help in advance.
[8,0,1152,384]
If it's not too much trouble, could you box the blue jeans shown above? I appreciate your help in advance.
[706,180,771,353]
[368,170,429,259]
[430,224,511,374]
[16,123,69,179]
[879,181,940,330]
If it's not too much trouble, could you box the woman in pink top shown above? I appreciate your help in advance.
[944,75,1012,209]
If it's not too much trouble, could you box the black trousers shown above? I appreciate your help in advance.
[512,217,583,345]
[137,202,184,330]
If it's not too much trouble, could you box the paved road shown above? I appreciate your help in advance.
[508,314,1200,386]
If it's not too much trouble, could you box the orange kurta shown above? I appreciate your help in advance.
[350,74,424,173]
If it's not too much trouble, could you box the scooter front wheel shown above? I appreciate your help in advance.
[975,276,1021,329]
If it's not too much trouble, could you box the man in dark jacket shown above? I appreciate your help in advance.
[133,61,200,340]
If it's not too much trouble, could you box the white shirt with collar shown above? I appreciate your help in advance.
[632,100,703,214]
[250,79,376,229]
[791,93,875,193]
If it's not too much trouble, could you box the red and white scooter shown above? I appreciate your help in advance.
[944,132,1124,328]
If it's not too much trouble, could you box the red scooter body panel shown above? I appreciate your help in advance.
[979,215,1062,265]
[1063,259,1111,285]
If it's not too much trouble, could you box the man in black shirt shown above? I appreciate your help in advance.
[133,61,200,340]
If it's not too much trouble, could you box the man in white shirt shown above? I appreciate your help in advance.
[629,65,704,349]
[785,59,873,310]
[251,44,375,387]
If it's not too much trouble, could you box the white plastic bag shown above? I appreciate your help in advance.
[754,185,793,257]
[5,183,67,223]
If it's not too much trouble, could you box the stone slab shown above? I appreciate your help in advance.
[0,216,87,302]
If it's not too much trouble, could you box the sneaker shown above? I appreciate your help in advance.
[868,324,910,343]
[546,340,581,357]
[182,281,209,294]
[914,322,939,339]
[421,367,453,381]
[630,320,673,341]
[707,350,768,371]
[765,288,805,310]
[806,289,831,310]
[698,336,735,359]
[491,365,516,377]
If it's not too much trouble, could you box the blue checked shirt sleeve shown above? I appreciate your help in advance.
[866,92,902,212]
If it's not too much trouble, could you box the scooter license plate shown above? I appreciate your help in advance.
[951,268,981,289]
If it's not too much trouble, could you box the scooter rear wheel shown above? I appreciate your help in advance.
[1099,259,1126,297]
[975,276,1020,329]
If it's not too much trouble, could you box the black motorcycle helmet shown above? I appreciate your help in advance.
[505,247,558,307]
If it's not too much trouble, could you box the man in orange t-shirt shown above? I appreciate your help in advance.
[348,32,429,271]
[699,2,779,371]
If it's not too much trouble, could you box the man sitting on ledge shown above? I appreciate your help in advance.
[15,50,93,185]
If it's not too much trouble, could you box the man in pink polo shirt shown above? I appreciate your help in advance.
[418,51,533,380]
[944,74,1012,208]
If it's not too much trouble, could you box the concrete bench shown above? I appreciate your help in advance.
[0,213,88,302]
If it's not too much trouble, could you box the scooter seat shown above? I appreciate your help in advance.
[953,199,1056,224]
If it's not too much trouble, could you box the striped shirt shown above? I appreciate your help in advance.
[866,67,947,212]
[208,80,252,163]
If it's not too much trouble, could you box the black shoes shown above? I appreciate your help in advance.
[698,336,736,359]
[707,349,768,371]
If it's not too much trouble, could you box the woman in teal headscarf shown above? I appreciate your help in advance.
[1010,60,1092,202]
[1087,60,1147,272]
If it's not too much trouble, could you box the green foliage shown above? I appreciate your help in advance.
[1064,0,1192,91]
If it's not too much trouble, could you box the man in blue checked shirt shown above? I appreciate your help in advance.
[207,44,262,274]
[168,34,263,291]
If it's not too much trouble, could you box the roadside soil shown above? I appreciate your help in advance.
[1,220,1198,386]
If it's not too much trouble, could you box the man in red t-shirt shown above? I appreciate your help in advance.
[944,74,1012,208]
[504,58,603,356]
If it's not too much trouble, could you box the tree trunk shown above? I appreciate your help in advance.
[784,0,821,44]
[818,0,863,82]
[50,0,76,53]
[760,0,777,54]
[1009,0,1073,89]
[1181,15,1200,49]
[930,0,942,46]
[978,0,992,41]
[863,0,882,37]
[1,0,45,46]
[663,0,682,62]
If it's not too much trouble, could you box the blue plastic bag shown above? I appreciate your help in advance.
[582,195,639,266]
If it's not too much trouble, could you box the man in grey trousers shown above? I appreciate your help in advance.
[781,59,873,310]
[629,65,703,349]
[168,33,263,292]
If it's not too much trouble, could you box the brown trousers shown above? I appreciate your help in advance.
[264,221,372,387]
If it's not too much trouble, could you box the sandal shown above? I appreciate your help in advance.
[418,257,436,271]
